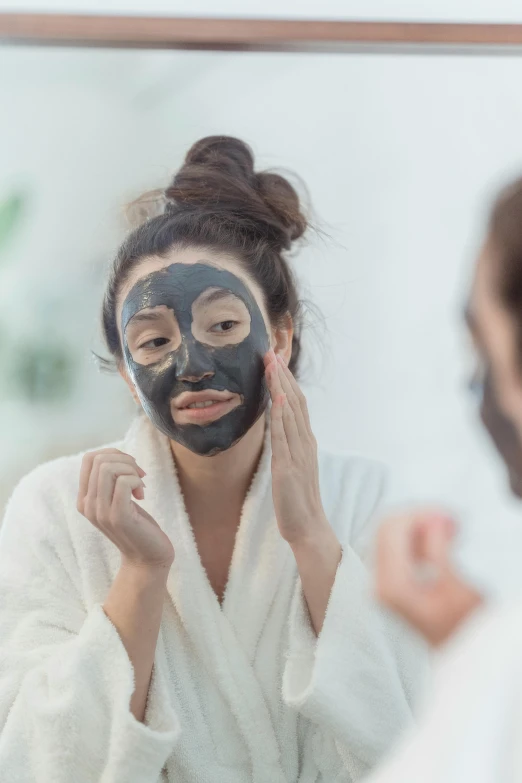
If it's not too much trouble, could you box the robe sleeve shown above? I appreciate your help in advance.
[282,458,429,776]
[365,604,522,783]
[0,466,180,783]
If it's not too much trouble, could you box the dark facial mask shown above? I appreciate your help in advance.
[121,262,270,456]
[472,369,522,498]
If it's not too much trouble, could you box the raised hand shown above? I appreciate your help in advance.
[77,448,175,569]
[375,511,483,646]
[264,350,329,546]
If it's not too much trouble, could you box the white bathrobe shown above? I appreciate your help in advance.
[0,416,425,783]
[366,601,522,783]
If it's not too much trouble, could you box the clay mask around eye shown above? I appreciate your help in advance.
[121,262,270,456]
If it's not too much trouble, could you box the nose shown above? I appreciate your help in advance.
[179,369,214,383]
[176,339,215,384]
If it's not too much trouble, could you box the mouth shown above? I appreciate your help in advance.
[171,389,242,425]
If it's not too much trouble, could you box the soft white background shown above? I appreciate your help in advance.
[2,2,522,597]
[2,0,522,23]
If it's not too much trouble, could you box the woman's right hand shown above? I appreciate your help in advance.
[375,511,483,647]
[77,448,175,569]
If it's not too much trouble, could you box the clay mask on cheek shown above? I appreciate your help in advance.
[121,262,270,456]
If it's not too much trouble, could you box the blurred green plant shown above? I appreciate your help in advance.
[11,343,75,403]
[0,189,76,404]
[0,193,26,257]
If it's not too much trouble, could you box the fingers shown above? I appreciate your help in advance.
[375,511,480,645]
[263,350,274,369]
[264,349,315,459]
[275,360,308,442]
[265,351,301,460]
[376,511,458,618]
[111,475,144,525]
[264,350,282,402]
[411,512,455,582]
[95,462,145,525]
[375,516,417,610]
[266,356,291,464]
[79,448,145,505]
[277,355,313,434]
[78,449,111,511]
[270,363,300,453]
[86,453,139,518]
[78,449,146,520]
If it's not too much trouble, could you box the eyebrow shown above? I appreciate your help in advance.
[197,288,241,307]
[126,310,169,326]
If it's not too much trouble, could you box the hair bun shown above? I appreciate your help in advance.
[184,135,255,182]
[164,135,307,251]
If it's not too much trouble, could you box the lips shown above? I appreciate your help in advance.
[173,389,237,410]
[171,389,242,426]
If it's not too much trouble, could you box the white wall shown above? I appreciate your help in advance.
[3,44,522,598]
[0,48,163,495]
[140,50,522,597]
[3,0,522,23]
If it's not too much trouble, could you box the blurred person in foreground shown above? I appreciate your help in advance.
[368,176,522,782]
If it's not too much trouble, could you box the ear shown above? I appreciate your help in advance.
[272,313,294,366]
[118,363,141,406]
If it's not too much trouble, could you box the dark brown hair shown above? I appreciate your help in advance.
[102,136,308,374]
[490,177,522,360]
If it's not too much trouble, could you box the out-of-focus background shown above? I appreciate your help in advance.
[3,0,522,597]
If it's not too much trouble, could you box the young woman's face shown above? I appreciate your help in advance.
[468,239,522,496]
[116,247,292,456]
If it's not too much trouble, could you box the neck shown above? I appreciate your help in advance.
[170,416,266,510]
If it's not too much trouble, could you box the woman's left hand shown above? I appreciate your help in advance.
[264,350,330,546]
[375,511,484,646]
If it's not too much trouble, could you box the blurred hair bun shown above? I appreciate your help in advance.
[164,136,307,251]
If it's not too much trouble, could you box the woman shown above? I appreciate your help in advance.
[0,137,422,783]
[368,175,522,781]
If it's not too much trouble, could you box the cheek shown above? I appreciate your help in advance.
[488,341,522,433]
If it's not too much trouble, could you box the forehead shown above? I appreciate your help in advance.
[122,262,255,330]
[116,247,264,325]
[467,239,522,380]
[469,241,502,335]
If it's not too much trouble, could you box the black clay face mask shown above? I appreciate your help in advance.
[121,262,270,456]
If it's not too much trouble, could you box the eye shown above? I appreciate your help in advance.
[211,320,238,333]
[139,337,170,350]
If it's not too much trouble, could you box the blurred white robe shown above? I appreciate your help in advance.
[0,416,425,783]
[367,602,522,783]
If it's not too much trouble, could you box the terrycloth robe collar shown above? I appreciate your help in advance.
[122,415,291,781]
